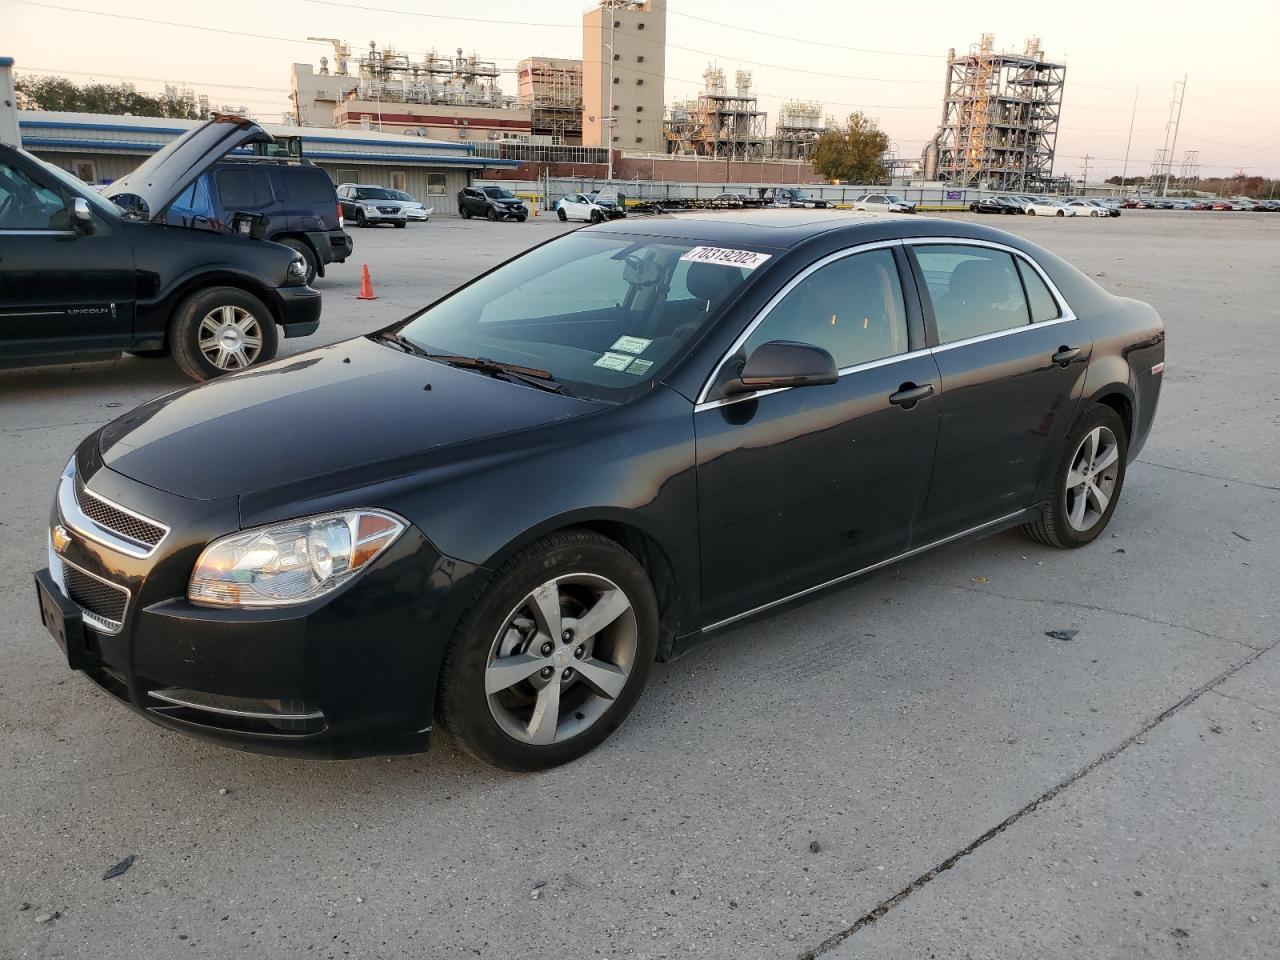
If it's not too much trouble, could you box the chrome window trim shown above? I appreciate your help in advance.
[695,238,906,406]
[56,458,170,559]
[704,508,1026,634]
[58,554,130,636]
[0,229,76,237]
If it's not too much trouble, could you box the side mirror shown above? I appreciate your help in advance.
[71,197,93,225]
[724,340,839,395]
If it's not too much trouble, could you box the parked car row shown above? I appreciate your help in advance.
[1123,197,1280,211]
[971,195,1121,218]
[338,183,435,227]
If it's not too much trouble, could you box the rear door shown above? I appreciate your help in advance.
[907,240,1091,541]
[283,166,341,232]
[0,152,134,360]
[209,165,280,234]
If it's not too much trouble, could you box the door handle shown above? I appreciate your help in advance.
[1052,345,1082,367]
[889,382,934,408]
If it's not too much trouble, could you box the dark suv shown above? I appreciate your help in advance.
[164,159,351,284]
[458,185,528,221]
[0,117,321,381]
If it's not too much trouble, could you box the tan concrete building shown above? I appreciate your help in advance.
[291,63,361,128]
[517,56,583,145]
[582,0,666,151]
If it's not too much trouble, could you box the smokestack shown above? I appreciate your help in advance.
[0,56,20,147]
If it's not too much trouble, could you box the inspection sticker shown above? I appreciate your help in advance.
[593,352,634,371]
[679,246,772,270]
[623,358,654,376]
[611,335,652,354]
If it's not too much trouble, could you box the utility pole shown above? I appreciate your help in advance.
[1119,85,1138,195]
[0,56,19,147]
[605,5,616,185]
[1081,154,1092,193]
[1162,75,1187,198]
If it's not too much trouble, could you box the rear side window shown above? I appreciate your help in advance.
[285,168,337,205]
[914,245,1029,344]
[1017,259,1061,323]
[744,248,909,369]
[215,168,274,209]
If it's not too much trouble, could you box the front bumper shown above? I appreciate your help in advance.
[37,447,485,759]
[273,285,322,339]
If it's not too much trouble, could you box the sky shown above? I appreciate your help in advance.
[3,0,1278,179]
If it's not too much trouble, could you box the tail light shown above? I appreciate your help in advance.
[337,202,344,229]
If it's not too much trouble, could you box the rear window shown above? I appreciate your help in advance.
[215,168,273,209]
[1017,259,1061,323]
[285,168,337,205]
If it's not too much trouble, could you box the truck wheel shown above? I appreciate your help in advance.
[279,238,318,285]
[170,286,278,382]
[437,528,658,771]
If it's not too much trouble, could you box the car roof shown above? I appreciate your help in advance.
[588,210,1031,251]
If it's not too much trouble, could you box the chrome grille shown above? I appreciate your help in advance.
[73,473,166,548]
[62,560,128,630]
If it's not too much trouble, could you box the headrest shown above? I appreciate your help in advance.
[686,262,740,303]
[948,258,1009,303]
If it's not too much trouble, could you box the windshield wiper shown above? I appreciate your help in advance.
[374,330,431,357]
[422,352,571,396]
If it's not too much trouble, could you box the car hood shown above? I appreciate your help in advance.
[491,197,524,206]
[102,116,272,219]
[98,337,602,501]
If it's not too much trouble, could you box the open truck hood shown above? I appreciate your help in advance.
[101,115,274,219]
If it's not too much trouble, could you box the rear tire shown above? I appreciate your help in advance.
[169,286,278,382]
[460,206,472,219]
[1057,210,1065,217]
[437,529,658,771]
[1028,209,1036,216]
[279,238,318,285]
[1021,404,1128,549]
[557,208,568,222]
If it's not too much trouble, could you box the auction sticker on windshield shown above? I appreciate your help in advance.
[611,336,652,354]
[593,352,634,371]
[679,247,772,270]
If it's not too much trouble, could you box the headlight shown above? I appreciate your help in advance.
[286,256,307,281]
[188,510,406,608]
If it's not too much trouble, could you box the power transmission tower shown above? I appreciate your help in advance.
[1162,75,1187,197]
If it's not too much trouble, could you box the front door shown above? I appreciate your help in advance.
[695,244,940,626]
[0,155,134,362]
[908,241,1091,540]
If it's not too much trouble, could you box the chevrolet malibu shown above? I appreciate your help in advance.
[35,211,1165,770]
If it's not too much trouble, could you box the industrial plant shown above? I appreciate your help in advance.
[926,34,1067,191]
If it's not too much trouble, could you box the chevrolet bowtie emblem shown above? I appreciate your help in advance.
[51,525,71,553]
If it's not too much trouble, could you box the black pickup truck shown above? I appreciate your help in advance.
[0,117,322,381]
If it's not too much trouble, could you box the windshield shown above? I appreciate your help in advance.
[394,233,761,401]
[886,195,906,203]
[391,190,416,201]
[356,187,395,200]
[483,186,516,199]
[38,160,119,218]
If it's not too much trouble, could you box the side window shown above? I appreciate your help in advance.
[0,160,66,230]
[285,169,337,205]
[914,245,1029,344]
[1016,258,1061,323]
[167,175,215,228]
[743,248,909,369]
[215,168,274,210]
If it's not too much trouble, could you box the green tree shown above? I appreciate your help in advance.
[810,112,890,183]
[14,74,210,119]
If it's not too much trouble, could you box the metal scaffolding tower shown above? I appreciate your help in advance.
[934,35,1066,190]
[769,101,826,160]
[664,66,767,159]
[517,58,583,144]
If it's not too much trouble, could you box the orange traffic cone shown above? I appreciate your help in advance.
[357,264,377,300]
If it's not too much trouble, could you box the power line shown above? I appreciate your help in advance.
[301,0,577,28]
[18,64,292,95]
[11,0,326,46]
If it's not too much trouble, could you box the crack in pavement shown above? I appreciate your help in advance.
[796,634,1280,960]
[903,578,1260,652]
[1136,458,1280,492]
[1208,688,1280,719]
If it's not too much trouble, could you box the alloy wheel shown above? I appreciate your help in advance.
[1064,426,1120,532]
[197,305,264,371]
[485,573,638,745]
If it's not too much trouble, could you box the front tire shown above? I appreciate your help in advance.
[486,207,498,222]
[1057,210,1065,217]
[1022,404,1127,549]
[1027,209,1036,216]
[393,221,406,229]
[169,286,278,382]
[437,529,658,771]
[355,210,368,228]
[590,209,604,224]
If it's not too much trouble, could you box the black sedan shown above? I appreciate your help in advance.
[970,197,1020,214]
[35,212,1165,770]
